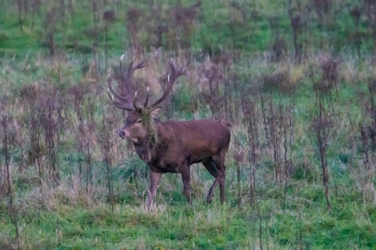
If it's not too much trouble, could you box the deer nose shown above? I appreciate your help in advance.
[118,130,125,138]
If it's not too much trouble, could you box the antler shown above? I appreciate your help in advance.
[108,76,134,111]
[119,55,147,91]
[144,87,149,107]
[150,59,187,108]
[108,58,147,111]
[108,57,186,112]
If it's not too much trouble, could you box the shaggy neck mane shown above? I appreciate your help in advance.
[133,119,161,162]
[134,140,150,161]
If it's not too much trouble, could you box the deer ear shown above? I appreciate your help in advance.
[151,107,161,118]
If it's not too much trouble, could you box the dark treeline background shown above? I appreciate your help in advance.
[1,0,375,58]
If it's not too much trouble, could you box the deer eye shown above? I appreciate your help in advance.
[136,120,142,124]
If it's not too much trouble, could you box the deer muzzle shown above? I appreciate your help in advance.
[118,129,139,143]
[118,130,126,139]
[118,129,130,139]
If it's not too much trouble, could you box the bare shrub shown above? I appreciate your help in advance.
[126,8,145,60]
[233,147,245,210]
[1,111,19,249]
[313,0,332,25]
[311,110,332,210]
[241,86,259,206]
[68,85,87,184]
[38,93,59,184]
[97,112,115,211]
[359,126,376,204]
[200,61,225,120]
[170,2,200,50]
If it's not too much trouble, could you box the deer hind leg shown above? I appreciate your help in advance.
[180,164,192,205]
[202,157,219,178]
[203,157,224,204]
[219,165,227,204]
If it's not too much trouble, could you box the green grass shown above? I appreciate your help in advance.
[1,0,376,249]
[2,176,376,249]
[0,0,374,56]
[1,52,374,248]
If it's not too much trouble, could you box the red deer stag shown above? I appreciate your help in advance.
[107,58,231,208]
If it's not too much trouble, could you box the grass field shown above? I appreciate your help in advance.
[1,0,376,249]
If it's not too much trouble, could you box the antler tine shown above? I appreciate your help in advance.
[119,59,147,95]
[113,101,134,111]
[144,87,150,108]
[126,61,134,80]
[119,61,128,86]
[126,60,147,80]
[137,60,148,69]
[108,75,135,111]
[123,60,147,111]
[108,90,134,111]
[108,76,131,103]
[151,59,187,108]
[133,91,142,111]
[110,58,148,112]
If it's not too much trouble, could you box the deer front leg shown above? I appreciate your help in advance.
[147,170,162,210]
[180,165,191,205]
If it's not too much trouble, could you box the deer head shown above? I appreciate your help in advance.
[108,58,187,144]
